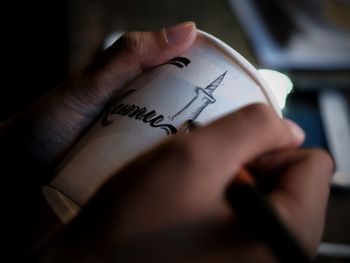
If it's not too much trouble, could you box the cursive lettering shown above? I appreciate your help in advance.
[101,90,177,135]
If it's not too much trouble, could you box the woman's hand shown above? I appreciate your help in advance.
[1,22,197,184]
[1,22,197,258]
[40,104,333,262]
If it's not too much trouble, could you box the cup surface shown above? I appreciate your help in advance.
[47,30,280,218]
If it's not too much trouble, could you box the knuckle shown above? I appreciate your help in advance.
[242,103,276,126]
[119,31,146,55]
[304,148,334,170]
[241,103,285,139]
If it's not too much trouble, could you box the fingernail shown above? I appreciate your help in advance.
[164,21,196,45]
[284,119,305,143]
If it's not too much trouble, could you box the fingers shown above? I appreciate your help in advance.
[4,23,197,173]
[83,104,304,236]
[55,104,311,254]
[92,21,197,74]
[110,104,306,214]
[62,22,197,116]
[179,104,305,184]
[264,148,334,253]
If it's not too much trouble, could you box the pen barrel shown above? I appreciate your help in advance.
[226,183,312,263]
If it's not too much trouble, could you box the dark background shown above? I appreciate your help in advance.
[2,1,68,120]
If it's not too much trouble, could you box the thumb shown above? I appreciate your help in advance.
[89,21,197,79]
[3,22,197,173]
[59,22,197,117]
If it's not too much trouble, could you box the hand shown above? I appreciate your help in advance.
[0,21,197,184]
[39,104,334,262]
[1,22,197,257]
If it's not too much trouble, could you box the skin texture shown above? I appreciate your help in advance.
[0,22,333,262]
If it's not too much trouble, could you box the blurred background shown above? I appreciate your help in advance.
[3,0,350,262]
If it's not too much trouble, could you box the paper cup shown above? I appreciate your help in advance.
[44,30,280,223]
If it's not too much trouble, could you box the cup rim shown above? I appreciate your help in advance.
[197,30,281,115]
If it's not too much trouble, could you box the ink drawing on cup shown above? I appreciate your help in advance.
[171,70,227,122]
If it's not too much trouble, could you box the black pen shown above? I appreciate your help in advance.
[226,168,312,263]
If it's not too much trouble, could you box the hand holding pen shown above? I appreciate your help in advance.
[182,120,312,262]
[38,104,333,262]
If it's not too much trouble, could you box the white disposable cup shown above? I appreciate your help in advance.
[43,30,280,223]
